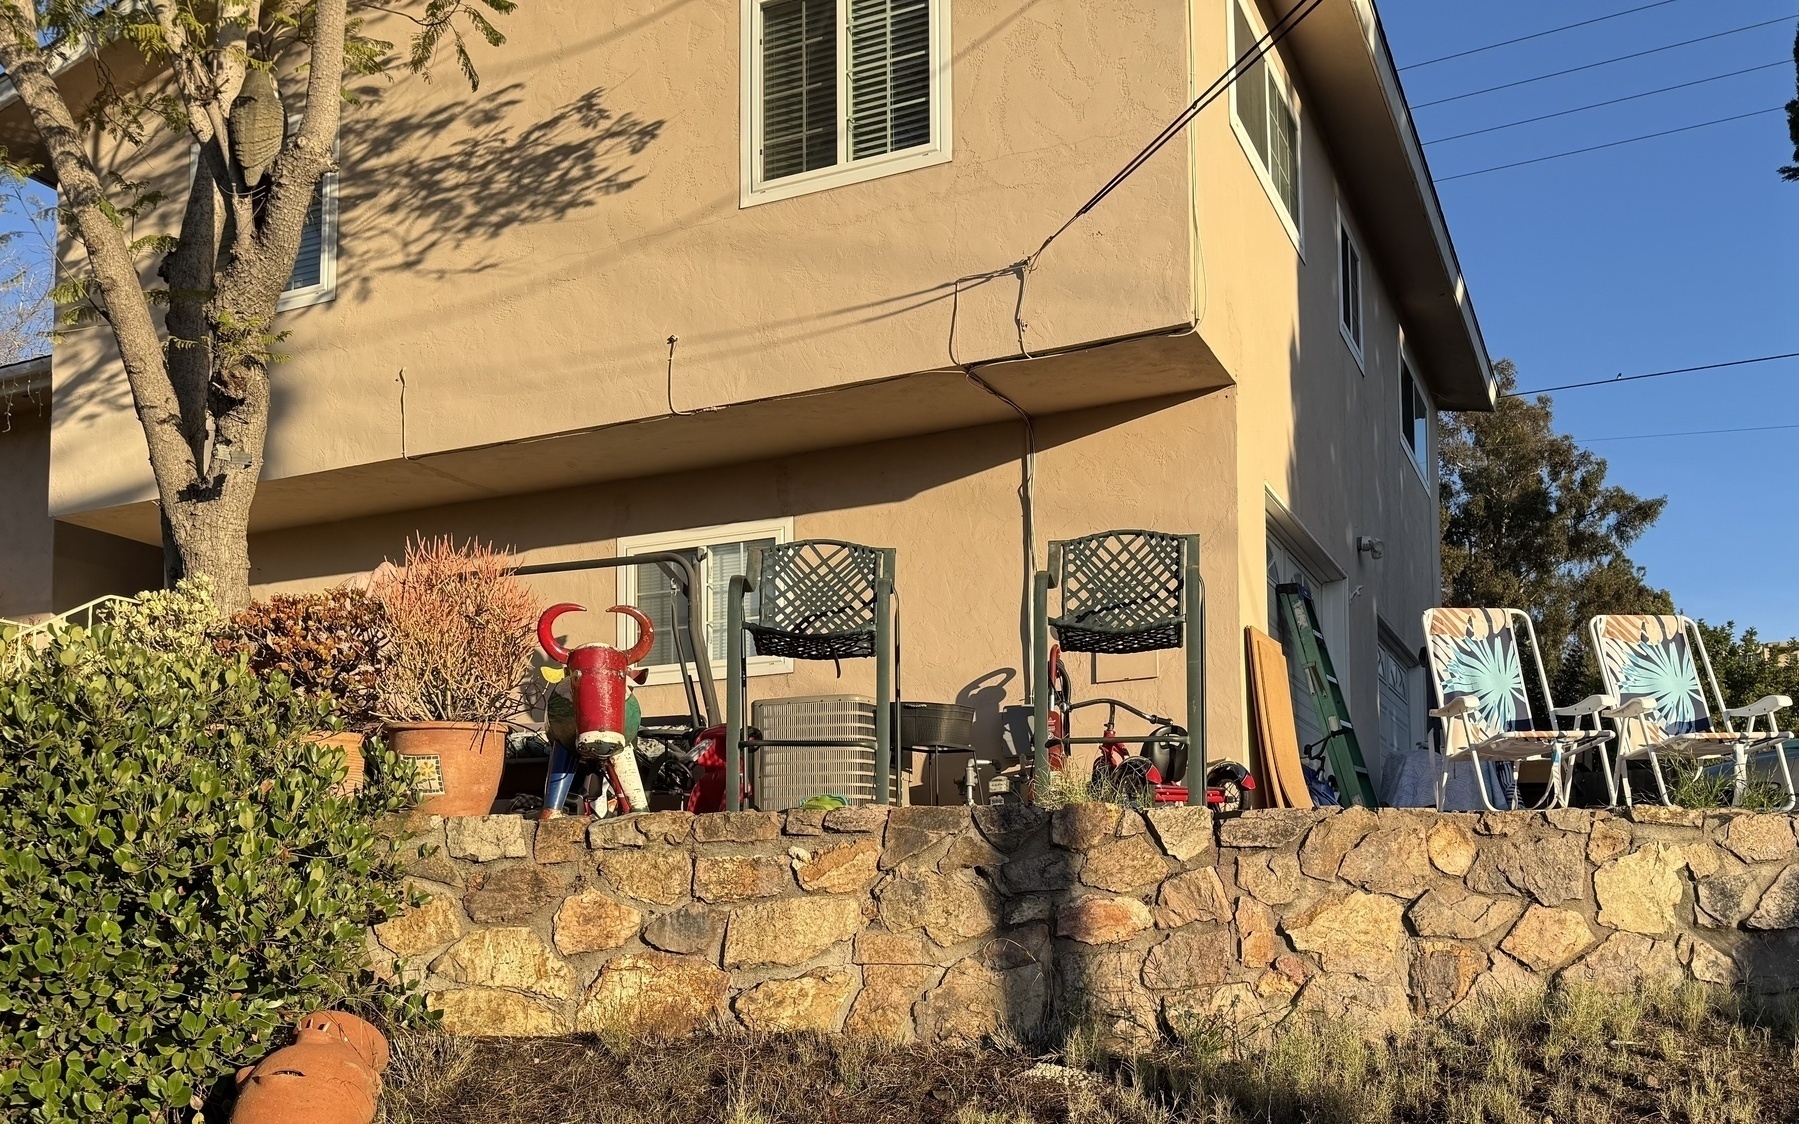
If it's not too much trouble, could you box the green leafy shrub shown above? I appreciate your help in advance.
[0,592,421,1122]
[217,587,390,733]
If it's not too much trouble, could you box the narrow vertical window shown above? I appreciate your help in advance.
[1338,218,1363,358]
[745,0,950,203]
[285,182,326,293]
[1400,359,1432,483]
[1230,0,1302,242]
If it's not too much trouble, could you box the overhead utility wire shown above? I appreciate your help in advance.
[1422,59,1791,145]
[1436,106,1786,181]
[1400,0,1685,71]
[1021,0,1325,275]
[1411,16,1794,110]
[1506,351,1799,396]
[1574,421,1799,443]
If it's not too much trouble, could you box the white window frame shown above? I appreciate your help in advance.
[1398,346,1433,492]
[1337,207,1364,369]
[739,0,954,207]
[276,163,339,312]
[1228,0,1303,253]
[616,516,796,686]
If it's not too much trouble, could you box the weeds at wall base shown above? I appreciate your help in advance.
[376,983,1799,1124]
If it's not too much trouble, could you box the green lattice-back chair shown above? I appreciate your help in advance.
[1589,614,1795,810]
[723,540,896,811]
[1029,530,1206,805]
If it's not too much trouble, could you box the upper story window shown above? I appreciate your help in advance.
[1338,214,1363,363]
[1400,357,1432,486]
[617,517,796,685]
[1229,0,1302,248]
[741,0,952,206]
[279,172,338,310]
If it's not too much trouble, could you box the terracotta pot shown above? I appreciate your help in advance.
[385,721,507,817]
[310,731,367,794]
[231,1010,387,1124]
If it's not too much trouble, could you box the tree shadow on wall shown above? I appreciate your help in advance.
[335,83,665,292]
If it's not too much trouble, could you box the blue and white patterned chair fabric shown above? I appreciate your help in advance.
[1589,614,1795,810]
[1423,608,1615,811]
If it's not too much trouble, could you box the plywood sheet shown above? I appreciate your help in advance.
[1246,627,1312,811]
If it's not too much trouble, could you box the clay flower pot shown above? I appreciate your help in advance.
[310,731,367,794]
[231,1010,388,1124]
[385,721,508,817]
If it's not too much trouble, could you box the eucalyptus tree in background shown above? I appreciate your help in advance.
[0,0,515,611]
[1438,359,1672,704]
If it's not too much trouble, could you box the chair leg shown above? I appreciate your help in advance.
[1732,744,1748,807]
[1436,753,1449,812]
[1775,739,1797,813]
[1597,743,1619,809]
[1469,749,1499,812]
[1647,751,1673,806]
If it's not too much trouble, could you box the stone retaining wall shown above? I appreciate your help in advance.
[368,804,1799,1045]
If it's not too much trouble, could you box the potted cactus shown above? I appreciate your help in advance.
[370,537,540,816]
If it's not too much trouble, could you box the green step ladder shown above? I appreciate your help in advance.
[1275,583,1379,809]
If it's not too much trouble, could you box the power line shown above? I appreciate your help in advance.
[1422,59,1791,145]
[1575,421,1799,443]
[1506,351,1799,396]
[1436,106,1785,182]
[1411,16,1795,110]
[1024,0,1325,273]
[1400,0,1686,71]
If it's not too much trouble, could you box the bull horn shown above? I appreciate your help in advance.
[608,604,655,664]
[537,603,584,664]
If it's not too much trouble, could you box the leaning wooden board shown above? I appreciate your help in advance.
[1245,627,1312,810]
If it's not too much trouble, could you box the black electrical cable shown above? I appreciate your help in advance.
[1506,351,1799,396]
[1422,59,1791,145]
[1436,105,1785,181]
[1399,0,1686,71]
[1411,15,1794,110]
[1023,0,1326,272]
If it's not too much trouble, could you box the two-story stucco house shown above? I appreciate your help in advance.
[0,0,1493,796]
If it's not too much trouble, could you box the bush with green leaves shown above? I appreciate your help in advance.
[0,587,421,1123]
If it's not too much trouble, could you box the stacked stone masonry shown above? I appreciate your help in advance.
[366,804,1799,1046]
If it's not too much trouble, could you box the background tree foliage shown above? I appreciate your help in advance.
[0,0,514,612]
[1438,359,1672,703]
[1781,24,1798,181]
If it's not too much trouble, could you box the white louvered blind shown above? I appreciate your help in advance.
[848,0,931,161]
[284,181,325,293]
[761,0,838,181]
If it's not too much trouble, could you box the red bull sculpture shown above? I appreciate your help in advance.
[536,603,654,819]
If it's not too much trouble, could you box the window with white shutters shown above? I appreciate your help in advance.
[277,160,337,310]
[743,0,950,204]
[618,518,795,684]
[1230,0,1303,246]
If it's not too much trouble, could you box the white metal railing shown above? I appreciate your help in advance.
[3,594,139,667]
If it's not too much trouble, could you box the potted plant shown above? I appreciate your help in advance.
[219,586,389,793]
[370,537,540,816]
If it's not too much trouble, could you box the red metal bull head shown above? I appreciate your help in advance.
[537,603,655,754]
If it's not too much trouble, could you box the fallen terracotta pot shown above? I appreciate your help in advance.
[231,1010,388,1124]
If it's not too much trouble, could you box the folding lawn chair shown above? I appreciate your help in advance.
[1589,614,1795,810]
[1423,608,1615,810]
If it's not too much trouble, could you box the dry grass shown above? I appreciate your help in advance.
[377,985,1799,1124]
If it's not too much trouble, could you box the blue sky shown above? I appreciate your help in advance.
[1380,1,1799,636]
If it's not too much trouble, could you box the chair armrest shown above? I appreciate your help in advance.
[1602,696,1653,720]
[1430,696,1476,719]
[1726,695,1793,719]
[1552,694,1616,718]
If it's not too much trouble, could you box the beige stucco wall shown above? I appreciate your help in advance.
[50,0,1200,531]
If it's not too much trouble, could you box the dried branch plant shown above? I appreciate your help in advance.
[370,536,538,723]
